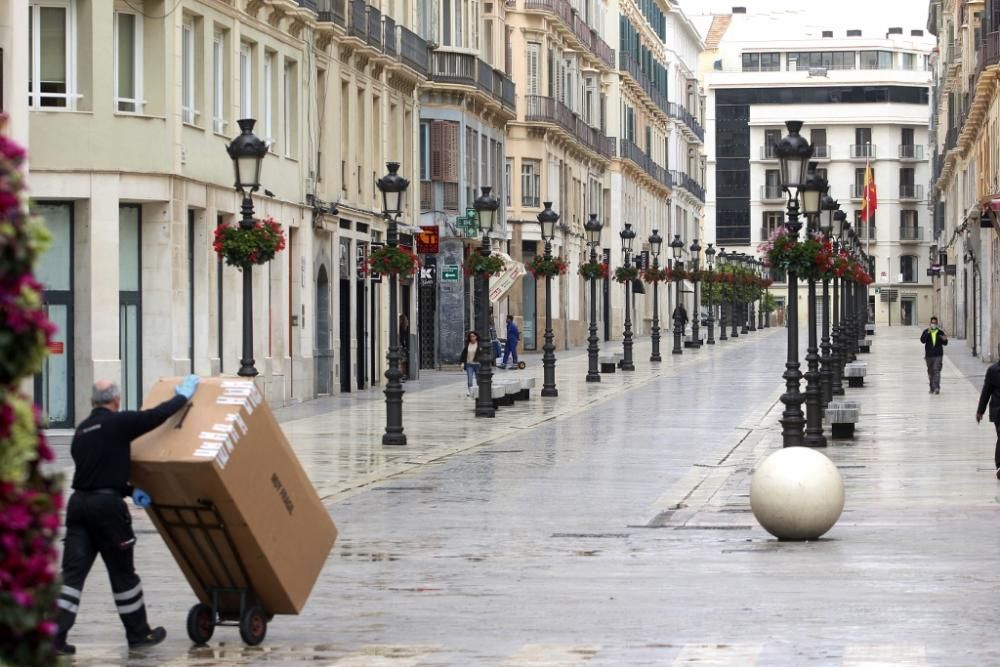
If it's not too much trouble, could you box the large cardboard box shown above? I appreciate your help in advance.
[131,377,336,616]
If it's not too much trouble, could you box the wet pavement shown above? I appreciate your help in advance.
[48,326,1000,665]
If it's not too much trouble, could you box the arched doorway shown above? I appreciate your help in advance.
[315,265,332,395]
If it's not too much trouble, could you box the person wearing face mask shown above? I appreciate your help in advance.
[919,316,948,394]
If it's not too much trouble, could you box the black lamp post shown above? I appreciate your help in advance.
[649,229,664,362]
[473,186,499,418]
[717,249,728,341]
[705,244,716,344]
[774,119,813,448]
[670,234,685,355]
[800,162,827,448]
[539,202,559,397]
[756,259,764,330]
[830,211,848,396]
[620,223,636,371]
[738,254,751,334]
[226,118,268,379]
[689,239,702,346]
[744,255,756,333]
[585,214,603,382]
[730,253,740,338]
[375,162,411,445]
[818,194,838,409]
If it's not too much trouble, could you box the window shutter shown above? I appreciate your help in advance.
[430,121,444,181]
[443,121,459,183]
[527,43,539,96]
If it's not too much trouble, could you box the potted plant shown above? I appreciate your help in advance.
[366,245,421,278]
[578,260,609,281]
[613,265,639,283]
[641,267,669,283]
[213,217,287,269]
[527,254,568,278]
[463,250,506,277]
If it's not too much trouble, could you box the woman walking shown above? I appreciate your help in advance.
[459,331,481,397]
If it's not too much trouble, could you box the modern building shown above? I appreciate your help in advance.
[927,0,1000,361]
[22,0,428,426]
[697,7,936,326]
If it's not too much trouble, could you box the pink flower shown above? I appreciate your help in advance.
[11,588,34,607]
[1,504,32,530]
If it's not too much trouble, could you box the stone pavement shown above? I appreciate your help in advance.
[50,325,1000,666]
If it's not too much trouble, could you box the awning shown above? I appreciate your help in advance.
[488,252,525,303]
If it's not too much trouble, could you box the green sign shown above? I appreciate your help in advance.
[874,287,880,294]
[442,265,460,281]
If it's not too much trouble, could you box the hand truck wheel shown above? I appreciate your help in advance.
[517,361,526,370]
[186,603,215,645]
[239,605,268,646]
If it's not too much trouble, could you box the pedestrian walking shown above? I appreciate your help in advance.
[673,303,689,334]
[919,316,948,394]
[976,344,1000,478]
[54,376,200,655]
[502,315,520,369]
[459,331,481,397]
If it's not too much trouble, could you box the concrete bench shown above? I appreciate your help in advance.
[858,338,872,353]
[469,379,521,407]
[844,362,867,388]
[684,336,704,349]
[865,323,876,336]
[600,355,616,373]
[827,400,860,438]
[613,352,625,368]
[515,376,536,401]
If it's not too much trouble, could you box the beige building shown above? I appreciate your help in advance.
[928,0,1000,361]
[20,0,427,426]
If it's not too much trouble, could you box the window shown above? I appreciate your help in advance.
[762,211,783,239]
[853,209,872,240]
[181,17,196,123]
[212,31,226,133]
[854,168,866,196]
[901,52,915,70]
[526,42,540,96]
[764,169,781,198]
[900,255,918,282]
[521,159,540,207]
[239,42,253,120]
[505,158,512,207]
[29,2,74,108]
[419,122,430,181]
[859,50,893,70]
[114,11,142,112]
[901,210,918,230]
[742,52,780,72]
[763,128,781,158]
[810,128,827,157]
[283,59,297,158]
[263,51,274,147]
[786,51,855,71]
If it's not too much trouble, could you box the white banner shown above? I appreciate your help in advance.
[489,252,525,303]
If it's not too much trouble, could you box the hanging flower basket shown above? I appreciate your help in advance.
[463,251,506,277]
[758,228,832,281]
[641,267,669,283]
[578,261,609,281]
[366,246,420,277]
[613,265,639,284]
[670,267,690,282]
[527,254,568,278]
[213,217,287,269]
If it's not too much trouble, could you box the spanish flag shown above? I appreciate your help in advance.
[860,158,877,223]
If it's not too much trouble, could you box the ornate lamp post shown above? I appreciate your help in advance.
[538,202,559,397]
[800,162,827,448]
[705,243,716,344]
[689,239,702,346]
[818,194,839,408]
[756,259,765,330]
[585,214,603,382]
[226,118,268,379]
[472,186,499,418]
[717,249,729,341]
[649,229,664,362]
[375,162,411,445]
[730,253,741,338]
[670,234,685,355]
[738,254,751,334]
[774,119,813,448]
[830,210,848,396]
[620,223,636,371]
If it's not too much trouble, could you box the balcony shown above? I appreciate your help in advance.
[366,5,382,48]
[430,52,516,112]
[976,31,1000,82]
[521,195,541,208]
[317,0,346,24]
[521,0,614,69]
[760,145,777,160]
[618,139,672,190]
[899,225,924,241]
[348,0,366,40]
[618,51,669,118]
[669,170,705,202]
[760,184,783,201]
[524,95,613,159]
[849,144,877,159]
[812,145,831,159]
[899,184,924,200]
[399,27,429,76]
[667,103,705,143]
[382,16,396,57]
[898,144,924,160]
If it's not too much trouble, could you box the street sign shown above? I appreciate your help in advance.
[442,265,460,281]
[416,225,439,254]
[420,256,437,286]
[945,264,957,275]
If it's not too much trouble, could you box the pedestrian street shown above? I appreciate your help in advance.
[50,326,1000,666]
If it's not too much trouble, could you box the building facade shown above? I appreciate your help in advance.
[928,0,1000,361]
[700,9,935,326]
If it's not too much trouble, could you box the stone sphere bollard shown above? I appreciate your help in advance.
[750,446,845,540]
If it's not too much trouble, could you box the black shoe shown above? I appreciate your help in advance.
[55,640,76,655]
[128,626,166,648]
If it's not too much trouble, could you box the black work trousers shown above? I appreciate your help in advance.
[55,491,151,643]
[994,421,1000,470]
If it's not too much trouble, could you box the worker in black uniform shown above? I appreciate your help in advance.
[54,376,199,655]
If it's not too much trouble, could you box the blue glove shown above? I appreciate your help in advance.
[175,374,200,400]
[132,488,151,509]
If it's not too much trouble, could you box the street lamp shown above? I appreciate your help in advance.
[831,209,848,396]
[649,229,664,362]
[818,193,839,408]
[705,243,716,344]
[473,186,499,418]
[619,223,637,371]
[730,253,741,338]
[801,162,827,448]
[375,162,411,445]
[717,248,728,341]
[585,213,603,382]
[670,234,685,355]
[774,119,813,447]
[538,202,559,397]
[738,253,752,334]
[755,259,765,330]
[226,118,268,379]
[689,239,702,347]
